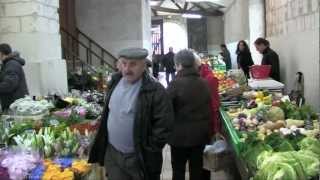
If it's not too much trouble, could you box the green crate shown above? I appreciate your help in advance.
[220,109,244,156]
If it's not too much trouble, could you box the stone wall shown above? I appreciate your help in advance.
[76,0,151,58]
[0,0,68,96]
[265,0,320,111]
[266,0,319,36]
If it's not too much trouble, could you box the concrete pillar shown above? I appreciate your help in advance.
[249,0,265,64]
[76,0,152,58]
[142,0,152,53]
[0,0,68,96]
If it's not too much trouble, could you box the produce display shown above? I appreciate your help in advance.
[0,93,103,180]
[213,71,238,93]
[222,88,320,179]
[214,70,249,103]
[9,97,54,116]
[54,96,103,120]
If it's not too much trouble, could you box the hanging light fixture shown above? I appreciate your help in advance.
[150,1,160,6]
[182,13,202,18]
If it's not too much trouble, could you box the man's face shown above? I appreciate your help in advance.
[169,47,173,52]
[119,58,146,83]
[255,44,266,54]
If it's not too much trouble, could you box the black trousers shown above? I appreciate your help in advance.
[105,144,161,180]
[165,72,175,85]
[171,145,205,180]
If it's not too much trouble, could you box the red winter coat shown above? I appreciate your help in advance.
[199,64,221,134]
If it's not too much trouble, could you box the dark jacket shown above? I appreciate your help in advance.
[167,68,211,147]
[162,52,175,73]
[88,72,174,179]
[0,52,28,110]
[221,49,232,70]
[237,51,254,78]
[152,55,160,78]
[261,47,280,81]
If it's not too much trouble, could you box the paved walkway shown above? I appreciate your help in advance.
[104,72,234,180]
[161,145,233,180]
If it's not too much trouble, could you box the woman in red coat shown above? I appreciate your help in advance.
[195,58,221,180]
[198,63,221,134]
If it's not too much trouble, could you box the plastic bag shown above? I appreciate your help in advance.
[203,134,231,172]
[228,69,247,86]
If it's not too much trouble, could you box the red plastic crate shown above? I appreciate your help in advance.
[250,65,271,79]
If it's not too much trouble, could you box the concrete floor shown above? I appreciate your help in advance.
[161,145,233,180]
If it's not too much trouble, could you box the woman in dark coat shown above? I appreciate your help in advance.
[167,49,211,180]
[236,40,254,78]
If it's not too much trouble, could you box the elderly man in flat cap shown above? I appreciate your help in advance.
[88,48,174,180]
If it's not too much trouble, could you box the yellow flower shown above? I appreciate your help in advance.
[71,160,91,174]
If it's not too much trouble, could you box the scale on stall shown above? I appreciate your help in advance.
[248,78,284,92]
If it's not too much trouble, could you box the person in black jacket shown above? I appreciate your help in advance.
[152,51,160,79]
[162,47,176,85]
[167,49,211,180]
[254,38,280,81]
[88,48,174,180]
[0,44,28,111]
[236,40,254,78]
[220,44,232,70]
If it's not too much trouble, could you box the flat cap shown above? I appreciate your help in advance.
[118,48,148,60]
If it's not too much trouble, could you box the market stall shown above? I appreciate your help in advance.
[0,91,105,180]
[203,56,320,179]
[220,89,320,180]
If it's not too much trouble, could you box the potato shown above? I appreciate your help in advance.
[259,127,267,134]
[263,120,285,130]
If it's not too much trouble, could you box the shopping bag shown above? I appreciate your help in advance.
[203,133,231,172]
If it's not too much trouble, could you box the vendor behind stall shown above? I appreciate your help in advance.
[254,38,280,81]
[0,43,29,111]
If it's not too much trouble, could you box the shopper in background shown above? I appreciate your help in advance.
[0,43,28,111]
[152,51,160,79]
[88,48,174,180]
[167,49,211,180]
[162,47,176,85]
[220,44,232,70]
[254,37,280,81]
[236,40,254,78]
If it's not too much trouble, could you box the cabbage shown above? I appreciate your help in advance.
[299,137,320,157]
[266,106,285,122]
[295,150,320,178]
[256,151,273,168]
[253,137,320,180]
[255,152,307,180]
[254,162,297,180]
